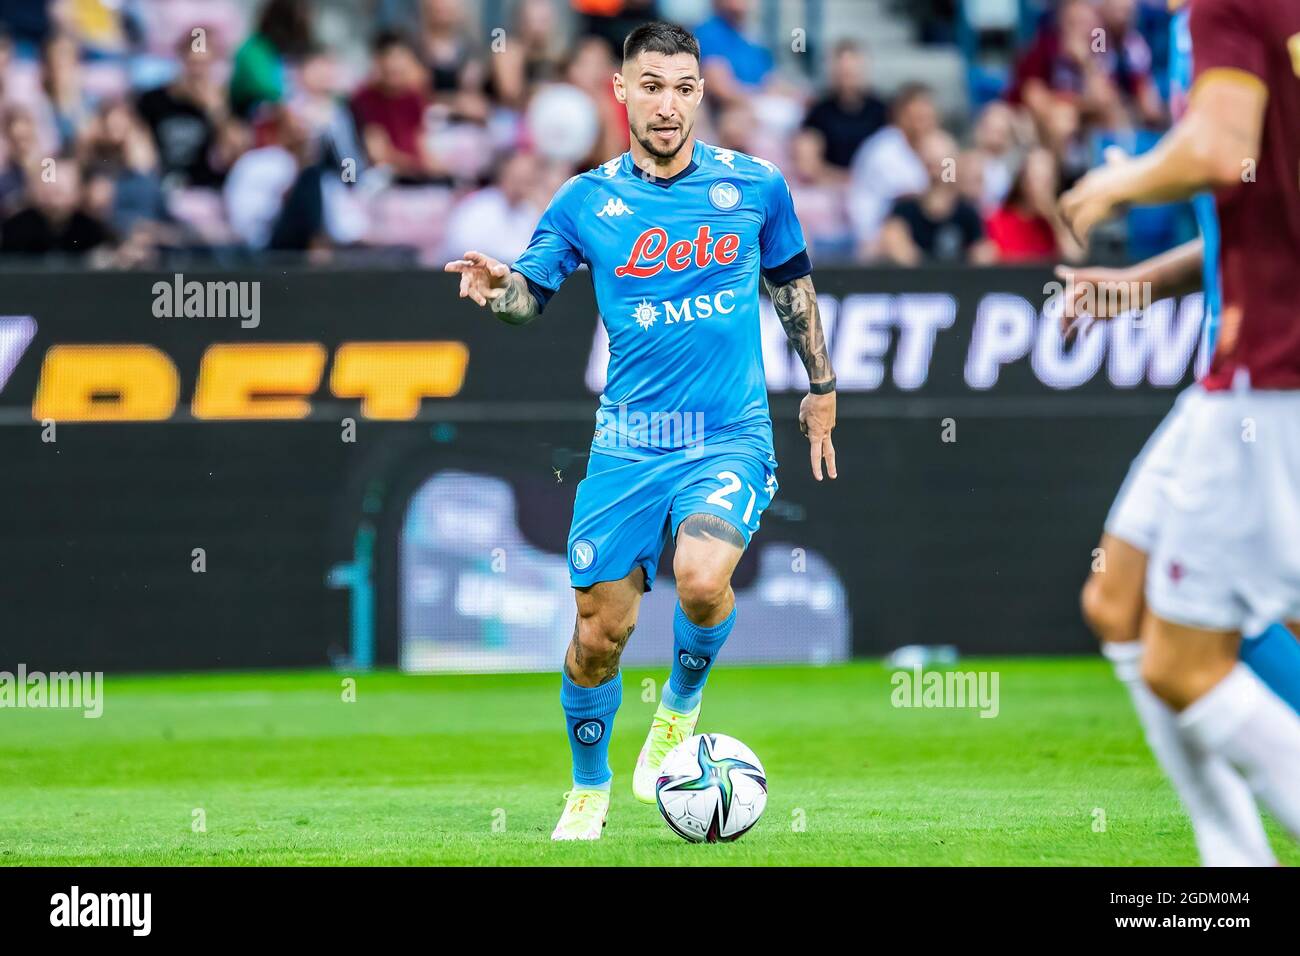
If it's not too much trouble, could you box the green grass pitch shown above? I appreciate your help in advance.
[2,659,1295,866]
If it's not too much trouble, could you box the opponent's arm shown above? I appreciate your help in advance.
[444,251,539,326]
[1059,74,1266,240]
[764,273,838,481]
[1130,236,1206,300]
[1056,237,1204,335]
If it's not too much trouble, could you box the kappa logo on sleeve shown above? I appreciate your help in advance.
[596,197,635,218]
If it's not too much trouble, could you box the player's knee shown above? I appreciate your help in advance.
[675,566,730,620]
[573,604,634,666]
[1080,574,1137,645]
[575,628,621,665]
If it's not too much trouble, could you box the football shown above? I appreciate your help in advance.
[655,733,768,843]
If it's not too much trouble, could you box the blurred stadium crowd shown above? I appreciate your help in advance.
[0,0,1190,269]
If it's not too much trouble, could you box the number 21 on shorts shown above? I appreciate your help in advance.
[706,470,764,530]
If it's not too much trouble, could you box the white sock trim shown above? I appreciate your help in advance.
[1116,655,1276,865]
[1102,640,1144,684]
[1180,664,1262,753]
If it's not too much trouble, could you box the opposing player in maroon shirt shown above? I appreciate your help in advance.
[1059,0,1300,858]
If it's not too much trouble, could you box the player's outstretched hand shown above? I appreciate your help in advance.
[1054,263,1131,340]
[444,251,511,307]
[799,392,837,482]
[1058,146,1128,246]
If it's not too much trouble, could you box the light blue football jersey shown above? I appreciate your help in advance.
[513,140,810,464]
[1170,3,1222,358]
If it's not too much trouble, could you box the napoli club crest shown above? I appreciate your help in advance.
[570,539,597,571]
[678,651,711,671]
[709,180,741,211]
[574,719,605,745]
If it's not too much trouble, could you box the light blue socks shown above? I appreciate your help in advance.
[663,602,736,713]
[560,669,621,788]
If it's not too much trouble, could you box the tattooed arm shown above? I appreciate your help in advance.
[487,272,540,326]
[444,251,539,326]
[764,273,838,481]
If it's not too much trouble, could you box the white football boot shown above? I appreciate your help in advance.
[550,787,610,841]
[632,700,702,803]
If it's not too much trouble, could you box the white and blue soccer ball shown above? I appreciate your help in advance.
[655,733,767,843]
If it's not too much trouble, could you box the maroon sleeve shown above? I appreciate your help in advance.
[1189,0,1267,85]
[349,89,371,125]
[1008,38,1050,104]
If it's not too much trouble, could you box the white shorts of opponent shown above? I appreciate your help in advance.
[1105,387,1197,554]
[1141,384,1300,636]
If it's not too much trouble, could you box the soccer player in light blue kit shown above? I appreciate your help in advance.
[446,22,837,840]
[1057,0,1300,865]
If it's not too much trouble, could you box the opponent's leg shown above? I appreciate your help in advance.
[1081,533,1147,649]
[552,568,644,841]
[1090,537,1300,713]
[1145,615,1300,843]
[632,513,744,802]
[1083,534,1274,865]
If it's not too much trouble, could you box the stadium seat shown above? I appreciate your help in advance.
[142,0,248,55]
[167,187,237,246]
[363,186,456,261]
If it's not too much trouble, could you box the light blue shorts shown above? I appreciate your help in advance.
[566,447,778,590]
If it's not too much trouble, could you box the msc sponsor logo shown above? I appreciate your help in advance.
[664,289,735,324]
[628,289,737,333]
[631,298,660,330]
[614,225,740,279]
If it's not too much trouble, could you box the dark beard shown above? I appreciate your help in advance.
[634,123,690,160]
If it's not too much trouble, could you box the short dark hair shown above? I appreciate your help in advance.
[371,29,415,56]
[622,21,700,66]
[891,82,933,116]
